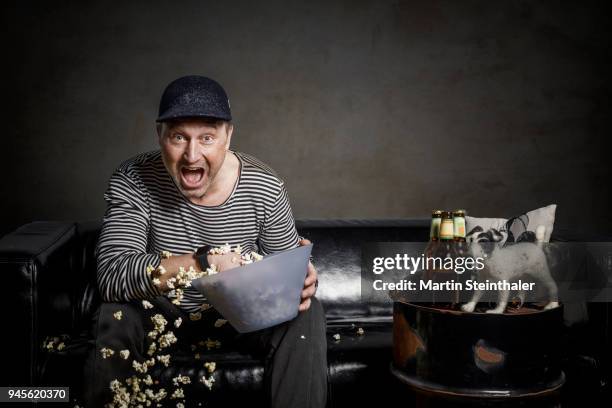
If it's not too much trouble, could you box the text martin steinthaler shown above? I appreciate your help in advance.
[370,254,536,291]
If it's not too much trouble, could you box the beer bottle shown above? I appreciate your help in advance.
[423,210,443,282]
[432,211,457,306]
[452,209,468,303]
[453,209,467,256]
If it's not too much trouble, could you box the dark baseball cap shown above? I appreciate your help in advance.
[156,75,232,122]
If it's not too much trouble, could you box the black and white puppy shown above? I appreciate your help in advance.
[461,225,559,314]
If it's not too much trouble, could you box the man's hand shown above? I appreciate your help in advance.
[207,252,242,273]
[298,238,318,312]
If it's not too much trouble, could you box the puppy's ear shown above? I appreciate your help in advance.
[490,229,504,243]
[516,231,537,243]
[467,226,483,238]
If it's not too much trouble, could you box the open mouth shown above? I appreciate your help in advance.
[180,166,205,189]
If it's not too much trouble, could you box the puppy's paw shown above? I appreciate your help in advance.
[461,302,476,313]
[544,301,559,310]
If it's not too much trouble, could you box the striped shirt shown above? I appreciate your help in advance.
[95,150,300,312]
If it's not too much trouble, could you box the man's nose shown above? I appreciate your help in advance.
[183,139,200,163]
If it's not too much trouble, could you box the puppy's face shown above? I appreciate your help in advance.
[467,227,505,258]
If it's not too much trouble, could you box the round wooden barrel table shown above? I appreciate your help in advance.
[391,301,565,407]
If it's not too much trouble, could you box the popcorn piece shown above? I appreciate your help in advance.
[234,244,242,254]
[201,375,215,390]
[100,347,114,359]
[209,243,231,255]
[109,379,122,392]
[357,327,365,336]
[161,250,173,259]
[113,310,123,320]
[156,265,167,275]
[157,354,171,367]
[152,278,161,287]
[200,303,212,311]
[189,312,202,321]
[146,264,155,276]
[204,361,216,373]
[57,342,65,351]
[174,317,183,328]
[177,402,185,408]
[148,330,159,339]
[120,349,130,360]
[143,375,153,386]
[172,375,191,386]
[300,335,306,340]
[194,353,200,360]
[251,251,263,261]
[333,334,341,342]
[132,360,148,374]
[147,342,157,356]
[166,278,176,289]
[201,338,222,350]
[171,288,184,305]
[144,388,167,402]
[171,388,184,399]
[205,264,218,276]
[151,314,168,332]
[142,300,154,309]
[158,332,178,349]
[214,319,227,328]
[44,337,58,351]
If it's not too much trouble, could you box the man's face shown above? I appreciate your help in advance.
[158,118,233,202]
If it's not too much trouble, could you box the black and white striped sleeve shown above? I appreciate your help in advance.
[95,169,162,302]
[258,182,300,255]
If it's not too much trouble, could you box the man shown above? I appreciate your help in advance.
[83,76,327,408]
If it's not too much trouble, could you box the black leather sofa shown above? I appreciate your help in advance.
[0,219,610,407]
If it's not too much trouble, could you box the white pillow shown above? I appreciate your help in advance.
[466,204,557,244]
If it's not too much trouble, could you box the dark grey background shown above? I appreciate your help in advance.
[2,0,611,238]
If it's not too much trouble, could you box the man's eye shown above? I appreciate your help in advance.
[173,134,185,142]
[202,135,214,144]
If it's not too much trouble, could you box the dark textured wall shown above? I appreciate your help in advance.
[2,0,611,237]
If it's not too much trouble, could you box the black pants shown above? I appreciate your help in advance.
[82,296,328,408]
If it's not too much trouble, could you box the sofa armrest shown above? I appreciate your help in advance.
[0,222,78,386]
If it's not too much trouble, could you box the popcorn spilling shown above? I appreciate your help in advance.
[142,300,154,310]
[200,375,215,390]
[205,244,264,267]
[113,310,123,320]
[214,319,227,328]
[357,327,365,336]
[151,314,168,333]
[147,342,157,356]
[100,347,115,359]
[333,334,341,342]
[120,350,130,360]
[158,332,178,349]
[171,388,185,399]
[172,375,191,386]
[199,338,222,350]
[157,354,171,367]
[43,336,70,353]
[204,362,216,374]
